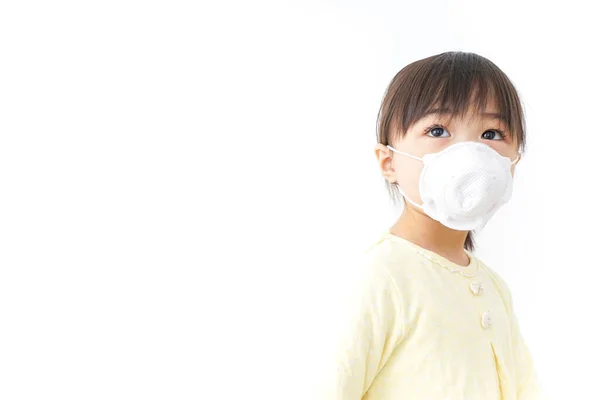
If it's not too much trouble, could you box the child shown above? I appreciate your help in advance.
[322,52,545,399]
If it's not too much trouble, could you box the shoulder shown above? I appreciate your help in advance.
[340,232,426,302]
[364,232,429,278]
[478,259,514,311]
[349,233,431,305]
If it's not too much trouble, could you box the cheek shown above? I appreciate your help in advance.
[393,157,424,202]
[488,141,519,160]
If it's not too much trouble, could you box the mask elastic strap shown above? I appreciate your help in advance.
[386,145,423,162]
[386,145,425,209]
[399,189,424,210]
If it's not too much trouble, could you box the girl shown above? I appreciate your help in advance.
[323,52,545,399]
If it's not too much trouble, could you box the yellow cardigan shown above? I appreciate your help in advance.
[320,232,545,399]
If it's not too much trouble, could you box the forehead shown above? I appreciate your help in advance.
[406,83,506,123]
[422,106,508,125]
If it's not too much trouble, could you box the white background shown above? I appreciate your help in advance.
[1,0,597,399]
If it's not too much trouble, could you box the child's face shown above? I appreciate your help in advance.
[376,101,521,210]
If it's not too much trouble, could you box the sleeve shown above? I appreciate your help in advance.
[496,276,547,400]
[316,261,405,400]
[511,317,545,399]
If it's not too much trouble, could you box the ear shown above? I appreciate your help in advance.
[510,152,521,175]
[514,153,522,165]
[374,143,397,183]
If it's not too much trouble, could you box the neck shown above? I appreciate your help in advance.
[390,205,470,266]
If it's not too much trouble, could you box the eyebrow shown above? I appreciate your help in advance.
[425,108,508,123]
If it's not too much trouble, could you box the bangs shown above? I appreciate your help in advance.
[377,52,525,150]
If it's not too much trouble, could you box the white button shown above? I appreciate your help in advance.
[470,282,484,295]
[481,311,492,329]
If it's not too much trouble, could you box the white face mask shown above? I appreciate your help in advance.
[387,141,520,231]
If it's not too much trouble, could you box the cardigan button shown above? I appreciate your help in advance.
[470,282,484,295]
[481,311,492,329]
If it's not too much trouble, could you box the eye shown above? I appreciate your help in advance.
[482,129,506,141]
[426,126,450,138]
